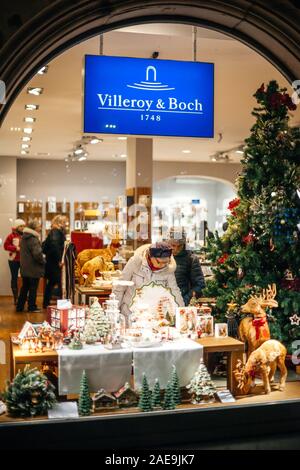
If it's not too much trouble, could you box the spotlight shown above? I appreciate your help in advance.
[27,87,43,96]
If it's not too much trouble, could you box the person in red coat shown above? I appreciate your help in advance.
[4,219,25,304]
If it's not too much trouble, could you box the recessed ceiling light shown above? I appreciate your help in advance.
[19,195,26,199]
[182,150,191,154]
[90,138,101,144]
[23,128,33,134]
[37,65,48,75]
[10,127,21,132]
[24,117,36,123]
[117,136,127,141]
[27,87,43,96]
[21,144,30,149]
[74,147,84,155]
[21,136,32,142]
[120,154,127,158]
[21,150,29,155]
[25,104,39,111]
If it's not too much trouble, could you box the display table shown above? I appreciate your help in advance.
[10,334,244,395]
[75,285,112,305]
[10,337,58,380]
[196,336,245,395]
[58,345,132,395]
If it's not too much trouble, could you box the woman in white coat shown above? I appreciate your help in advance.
[114,242,184,323]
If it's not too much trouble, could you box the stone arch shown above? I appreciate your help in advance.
[0,1,300,124]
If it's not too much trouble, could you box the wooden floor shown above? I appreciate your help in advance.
[1,294,300,425]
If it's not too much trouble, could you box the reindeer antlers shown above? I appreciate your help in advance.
[249,283,277,307]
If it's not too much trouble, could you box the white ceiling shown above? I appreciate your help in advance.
[0,23,299,163]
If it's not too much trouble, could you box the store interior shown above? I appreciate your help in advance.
[0,22,300,427]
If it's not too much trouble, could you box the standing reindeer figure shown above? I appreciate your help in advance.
[233,339,287,395]
[238,284,278,356]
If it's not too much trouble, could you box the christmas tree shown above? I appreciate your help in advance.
[90,299,110,342]
[82,319,99,344]
[163,381,176,410]
[78,370,91,416]
[138,373,152,412]
[151,378,161,408]
[203,80,300,352]
[186,360,216,404]
[171,365,181,405]
[5,365,56,417]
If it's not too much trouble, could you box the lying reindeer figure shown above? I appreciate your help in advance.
[239,284,278,356]
[234,339,287,395]
[81,256,115,286]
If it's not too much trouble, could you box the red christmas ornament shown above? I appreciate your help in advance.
[242,231,255,244]
[217,253,229,264]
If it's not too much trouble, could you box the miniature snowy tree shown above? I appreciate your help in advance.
[78,370,91,416]
[171,364,181,405]
[90,299,110,342]
[151,378,161,408]
[82,319,99,344]
[5,365,56,417]
[186,360,217,404]
[163,381,176,410]
[138,373,152,412]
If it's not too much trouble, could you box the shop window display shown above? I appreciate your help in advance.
[0,45,300,452]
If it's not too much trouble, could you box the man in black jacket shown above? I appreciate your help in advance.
[16,220,45,313]
[42,215,66,308]
[167,227,205,305]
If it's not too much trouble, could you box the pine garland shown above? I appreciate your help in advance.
[5,365,56,417]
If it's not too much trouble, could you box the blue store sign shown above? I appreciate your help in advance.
[83,55,214,138]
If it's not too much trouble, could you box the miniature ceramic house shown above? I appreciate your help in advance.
[18,321,37,341]
[113,382,139,407]
[92,388,118,411]
[47,305,87,333]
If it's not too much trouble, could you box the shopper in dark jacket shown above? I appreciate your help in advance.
[167,227,205,305]
[3,218,25,304]
[16,220,45,312]
[42,215,67,308]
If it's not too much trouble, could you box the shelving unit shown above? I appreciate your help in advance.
[16,200,43,233]
[74,202,100,231]
[45,201,71,236]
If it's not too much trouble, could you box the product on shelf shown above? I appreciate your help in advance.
[47,305,87,333]
[78,370,91,416]
[233,339,287,395]
[113,383,139,408]
[92,389,118,411]
[239,284,277,356]
[5,365,56,417]
[186,360,217,404]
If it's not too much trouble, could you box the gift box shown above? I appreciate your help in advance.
[47,305,87,333]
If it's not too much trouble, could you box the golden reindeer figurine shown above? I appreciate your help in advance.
[238,284,278,356]
[233,339,287,395]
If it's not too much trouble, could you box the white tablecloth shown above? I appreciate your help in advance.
[58,345,132,395]
[133,338,203,389]
[58,338,203,395]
